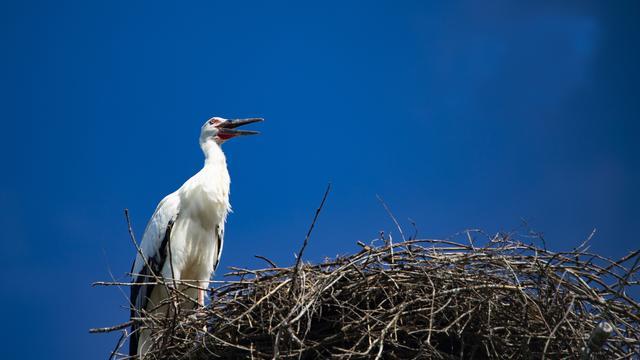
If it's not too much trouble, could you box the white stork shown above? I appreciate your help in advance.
[129,116,263,357]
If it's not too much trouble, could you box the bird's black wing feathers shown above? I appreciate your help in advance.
[213,225,224,272]
[129,217,175,356]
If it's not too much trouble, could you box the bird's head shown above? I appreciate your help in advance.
[200,117,264,145]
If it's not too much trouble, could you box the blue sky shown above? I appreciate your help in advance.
[1,1,638,359]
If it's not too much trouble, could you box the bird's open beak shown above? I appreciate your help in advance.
[217,118,264,137]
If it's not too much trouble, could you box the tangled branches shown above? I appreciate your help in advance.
[93,232,640,359]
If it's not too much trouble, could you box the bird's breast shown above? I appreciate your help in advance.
[182,183,229,227]
[172,169,230,277]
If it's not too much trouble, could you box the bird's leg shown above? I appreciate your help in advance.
[197,280,209,307]
[198,281,208,333]
[198,288,205,307]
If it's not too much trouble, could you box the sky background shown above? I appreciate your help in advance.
[1,1,638,359]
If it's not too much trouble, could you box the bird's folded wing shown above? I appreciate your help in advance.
[131,191,180,293]
[129,192,180,355]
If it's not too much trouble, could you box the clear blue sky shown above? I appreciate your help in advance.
[1,1,638,359]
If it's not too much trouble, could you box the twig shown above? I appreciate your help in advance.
[293,183,332,272]
[376,195,407,242]
[89,321,134,333]
[255,255,277,268]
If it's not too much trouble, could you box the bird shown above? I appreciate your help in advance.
[129,116,263,358]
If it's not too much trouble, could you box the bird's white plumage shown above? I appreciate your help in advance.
[130,117,253,358]
[131,146,230,284]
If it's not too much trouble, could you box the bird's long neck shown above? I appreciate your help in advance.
[198,139,231,211]
[200,139,227,168]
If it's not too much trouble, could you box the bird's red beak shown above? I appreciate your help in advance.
[217,118,263,140]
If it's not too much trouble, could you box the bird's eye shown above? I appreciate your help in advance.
[209,119,216,125]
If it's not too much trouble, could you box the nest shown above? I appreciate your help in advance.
[94,232,640,359]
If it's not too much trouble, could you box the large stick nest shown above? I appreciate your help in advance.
[96,232,640,359]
